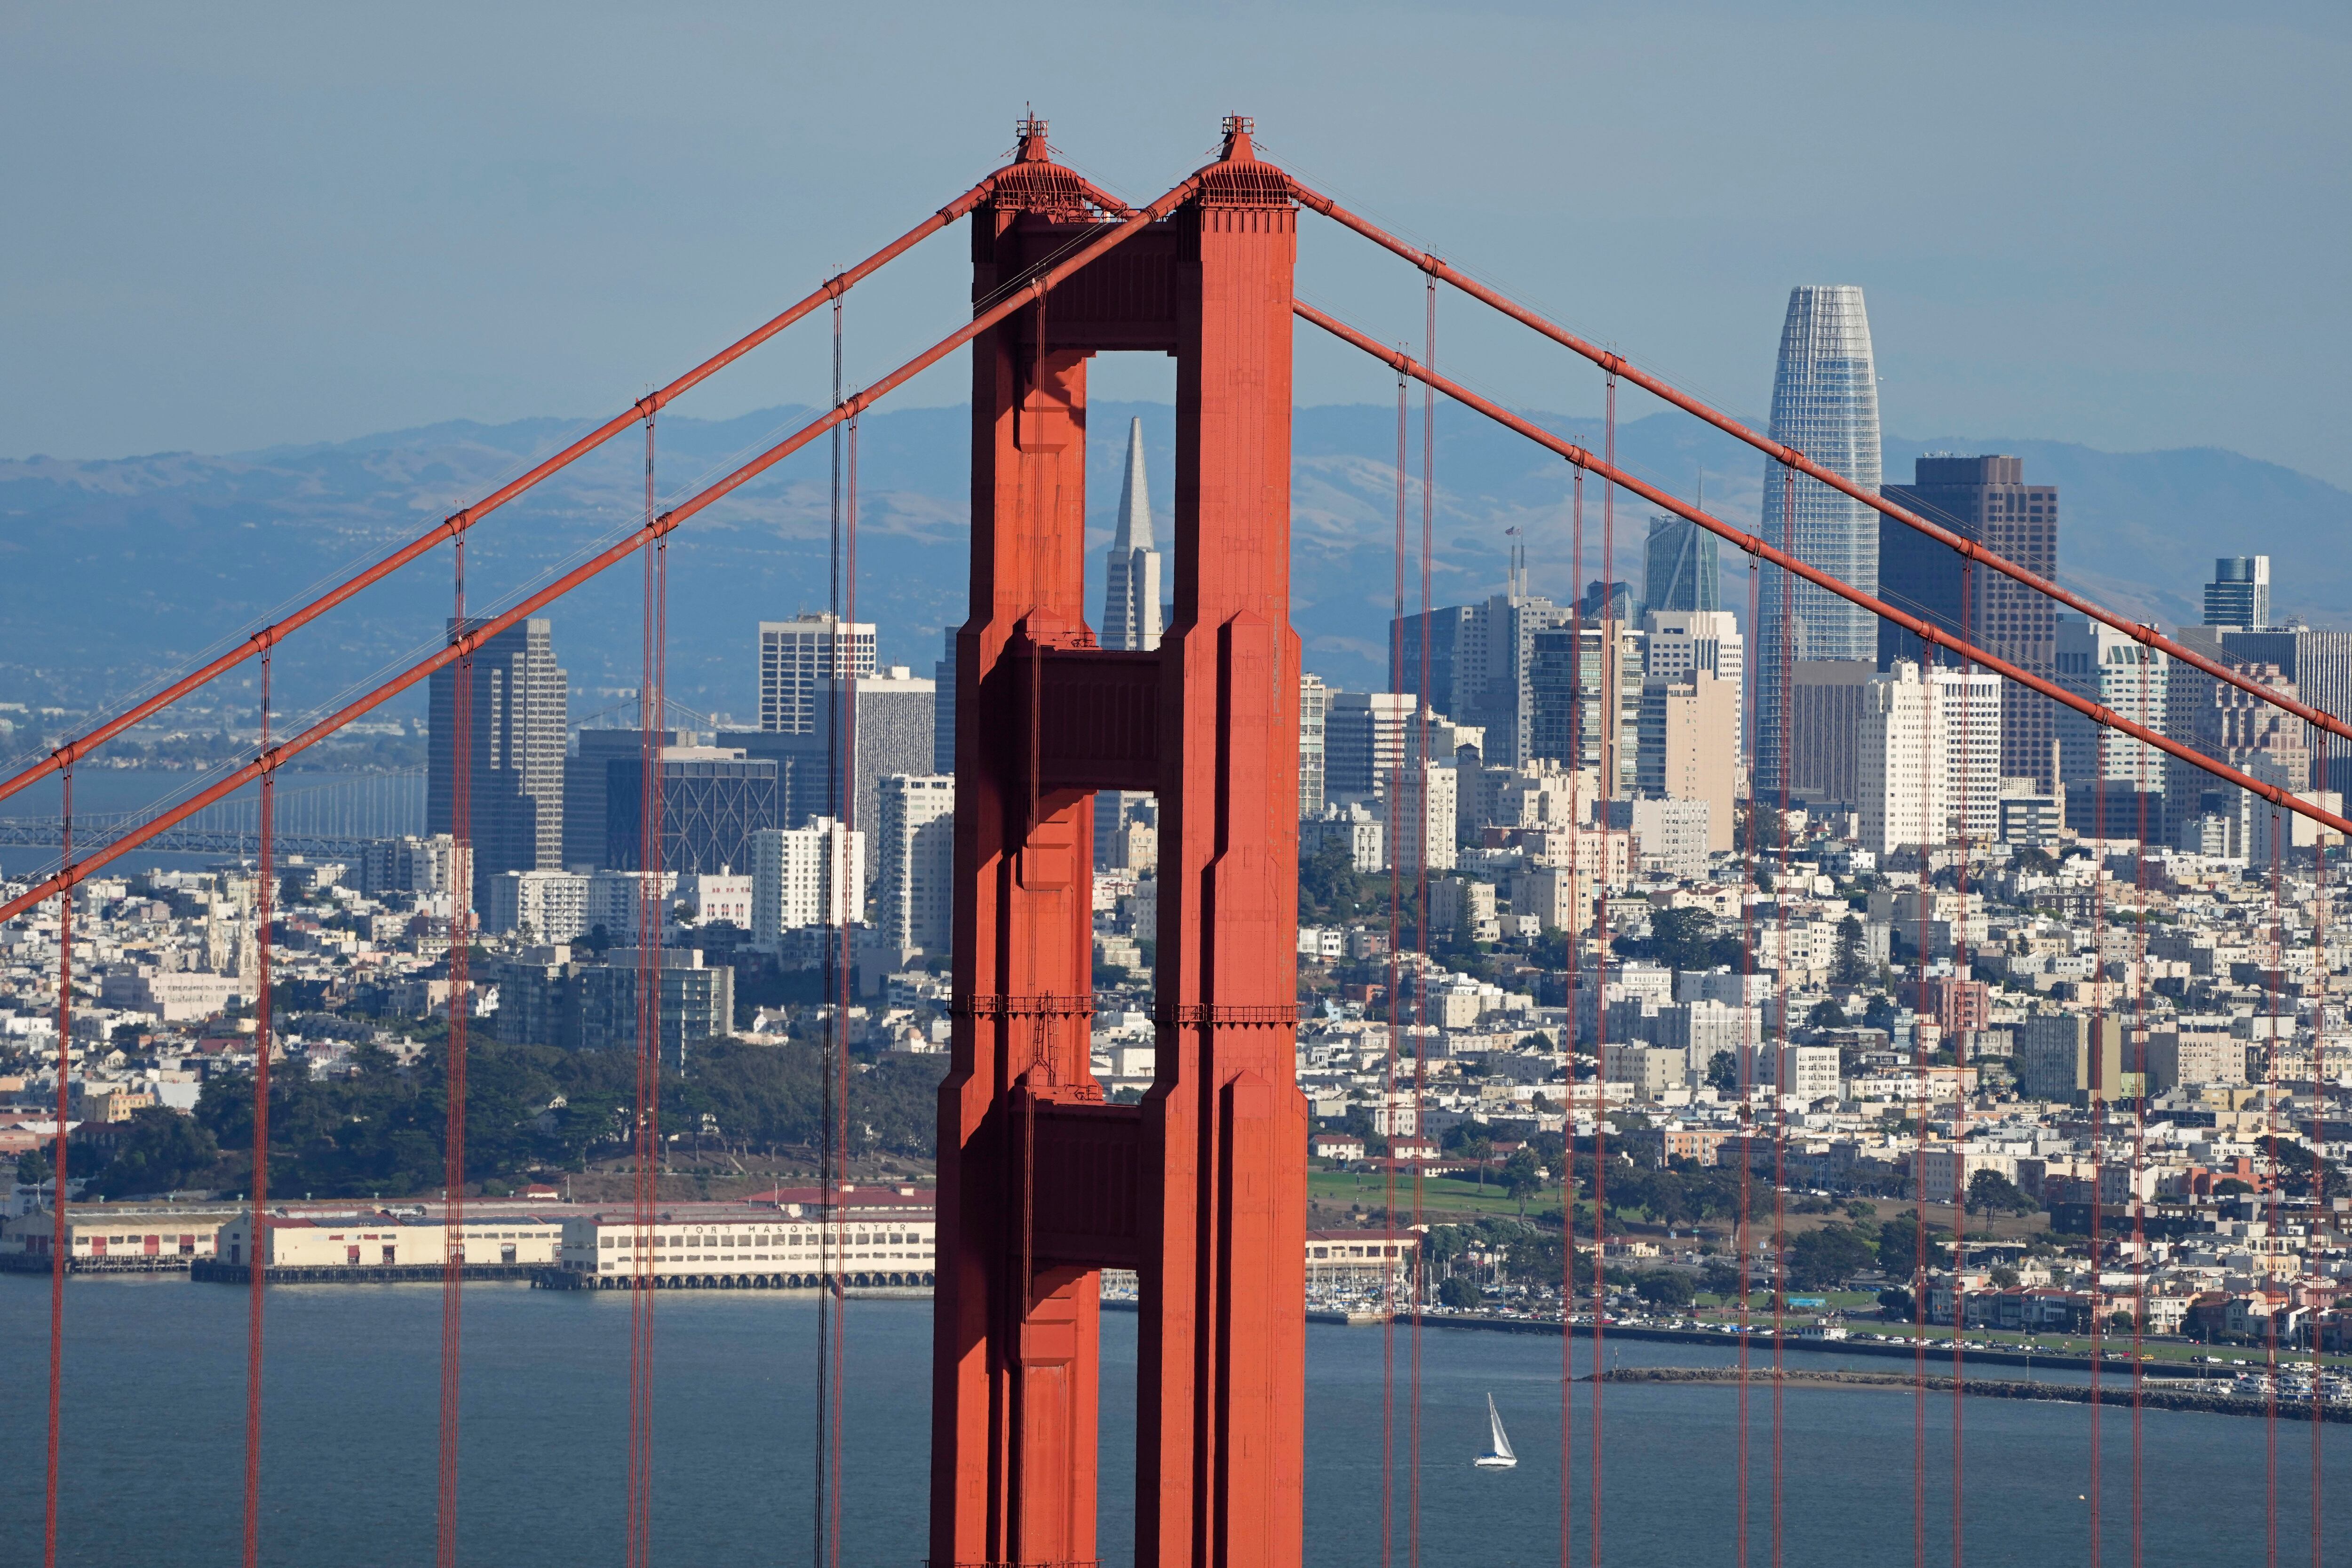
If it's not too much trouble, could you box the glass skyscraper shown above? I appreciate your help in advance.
[1643,514,1720,613]
[1754,285,1882,796]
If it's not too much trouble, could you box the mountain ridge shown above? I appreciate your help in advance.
[3,403,2344,748]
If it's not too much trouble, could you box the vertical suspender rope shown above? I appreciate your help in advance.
[246,646,277,1568]
[1949,568,1974,1568]
[440,533,472,1568]
[1911,619,1933,1568]
[1771,463,1792,1568]
[1589,370,1615,1568]
[827,410,859,1568]
[1738,549,1759,1568]
[1409,271,1435,1568]
[2265,811,2283,1568]
[2311,731,2330,1568]
[43,764,71,1568]
[814,292,842,1568]
[2131,648,2152,1568]
[1382,356,1405,1568]
[1563,462,1585,1568]
[628,409,661,1568]
[2090,750,2108,1568]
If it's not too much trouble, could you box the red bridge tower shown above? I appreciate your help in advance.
[930,117,1306,1568]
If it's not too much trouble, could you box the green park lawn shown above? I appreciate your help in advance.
[1309,1168,1549,1220]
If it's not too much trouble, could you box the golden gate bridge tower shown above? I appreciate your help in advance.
[931,116,1308,1568]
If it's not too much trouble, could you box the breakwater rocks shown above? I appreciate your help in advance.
[1589,1366,2350,1423]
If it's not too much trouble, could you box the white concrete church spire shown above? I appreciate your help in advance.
[1101,416,1163,650]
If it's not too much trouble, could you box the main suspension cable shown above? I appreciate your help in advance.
[0,173,1012,809]
[0,172,1208,928]
[1287,182,2352,756]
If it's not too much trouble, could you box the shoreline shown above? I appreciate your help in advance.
[1589,1365,2350,1423]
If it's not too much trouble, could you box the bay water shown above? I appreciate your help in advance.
[1,1275,2337,1566]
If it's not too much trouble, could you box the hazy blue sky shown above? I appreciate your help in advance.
[7,3,2349,483]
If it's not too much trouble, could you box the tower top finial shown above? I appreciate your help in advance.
[1220,115,1255,161]
[1017,111,1050,162]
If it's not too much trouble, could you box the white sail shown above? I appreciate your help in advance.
[1474,1393,1517,1468]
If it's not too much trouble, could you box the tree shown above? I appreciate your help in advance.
[1633,1270,1695,1308]
[1830,915,1871,988]
[1787,1223,1876,1291]
[1502,1147,1544,1217]
[1989,1265,2021,1289]
[1875,1213,1951,1278]
[1862,993,1898,1032]
[1966,1168,2035,1217]
[1806,997,1851,1031]
[1877,1286,1915,1320]
[16,1146,51,1187]
[1438,1275,1483,1310]
[1705,1051,1739,1095]
[1298,835,1368,924]
[88,1107,220,1199]
[1647,907,1720,974]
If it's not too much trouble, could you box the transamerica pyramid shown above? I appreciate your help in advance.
[1100,417,1163,652]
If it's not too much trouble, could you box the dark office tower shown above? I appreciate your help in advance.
[2219,625,2352,796]
[1643,515,1720,613]
[2204,556,2270,630]
[429,616,567,906]
[1391,603,1478,722]
[564,726,679,869]
[1578,579,1640,626]
[1528,627,1595,770]
[933,626,957,775]
[1878,455,2061,788]
[604,747,780,876]
[1754,285,1882,798]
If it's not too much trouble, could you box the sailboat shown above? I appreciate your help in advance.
[1474,1393,1518,1470]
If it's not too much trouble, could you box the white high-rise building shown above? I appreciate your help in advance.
[875,775,955,959]
[1100,418,1163,653]
[486,869,589,942]
[1643,610,1745,763]
[1930,664,2002,847]
[1642,610,1743,687]
[750,818,865,947]
[1857,661,2001,856]
[2054,613,2169,798]
[1388,762,1459,877]
[1755,286,1882,797]
[758,614,877,734]
[1299,675,1329,817]
[586,868,680,945]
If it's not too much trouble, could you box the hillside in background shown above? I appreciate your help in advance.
[4,402,2346,756]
